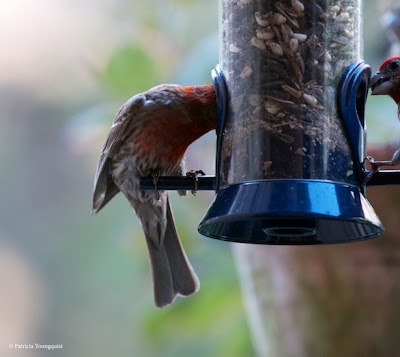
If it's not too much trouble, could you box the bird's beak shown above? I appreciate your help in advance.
[369,71,395,95]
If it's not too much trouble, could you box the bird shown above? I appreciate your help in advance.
[368,55,400,173]
[92,84,217,307]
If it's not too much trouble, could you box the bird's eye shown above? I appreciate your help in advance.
[390,60,399,70]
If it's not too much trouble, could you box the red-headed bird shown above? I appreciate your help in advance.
[369,55,400,169]
[92,84,217,307]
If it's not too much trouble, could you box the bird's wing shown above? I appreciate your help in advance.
[92,94,146,214]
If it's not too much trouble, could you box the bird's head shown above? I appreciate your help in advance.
[370,55,400,104]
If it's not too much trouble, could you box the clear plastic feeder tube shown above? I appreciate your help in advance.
[219,0,362,186]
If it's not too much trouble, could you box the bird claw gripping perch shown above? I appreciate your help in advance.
[152,171,161,200]
[186,170,206,195]
[363,150,400,184]
[363,156,383,184]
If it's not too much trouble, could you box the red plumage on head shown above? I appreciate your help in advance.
[378,55,400,71]
[372,55,400,106]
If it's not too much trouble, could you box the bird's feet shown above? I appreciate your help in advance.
[152,171,161,200]
[363,156,394,184]
[186,170,205,195]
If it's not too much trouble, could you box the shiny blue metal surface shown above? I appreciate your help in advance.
[337,60,371,184]
[211,65,228,192]
[198,180,383,244]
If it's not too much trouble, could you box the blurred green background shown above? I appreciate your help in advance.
[0,0,399,356]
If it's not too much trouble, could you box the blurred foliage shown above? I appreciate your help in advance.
[102,46,158,95]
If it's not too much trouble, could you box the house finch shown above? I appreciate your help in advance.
[368,55,400,171]
[92,84,217,307]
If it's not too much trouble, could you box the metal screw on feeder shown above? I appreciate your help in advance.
[140,0,400,245]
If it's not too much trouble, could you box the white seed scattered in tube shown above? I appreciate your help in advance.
[251,36,267,51]
[247,94,262,106]
[272,13,286,25]
[335,12,350,22]
[289,37,299,52]
[256,28,275,40]
[324,51,332,62]
[229,43,242,53]
[323,61,332,73]
[303,93,318,106]
[255,12,270,27]
[270,42,284,56]
[293,33,307,42]
[291,0,304,13]
[265,101,280,115]
[344,29,354,38]
[240,64,253,79]
[330,5,340,13]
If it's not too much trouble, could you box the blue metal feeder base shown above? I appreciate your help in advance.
[198,180,384,245]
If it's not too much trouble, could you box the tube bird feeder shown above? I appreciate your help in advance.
[198,0,384,244]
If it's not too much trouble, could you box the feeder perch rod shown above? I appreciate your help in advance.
[139,171,400,191]
[139,176,216,191]
[366,170,400,186]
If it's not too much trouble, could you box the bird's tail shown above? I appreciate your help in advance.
[138,194,199,307]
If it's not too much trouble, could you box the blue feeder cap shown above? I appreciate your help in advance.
[198,180,383,244]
